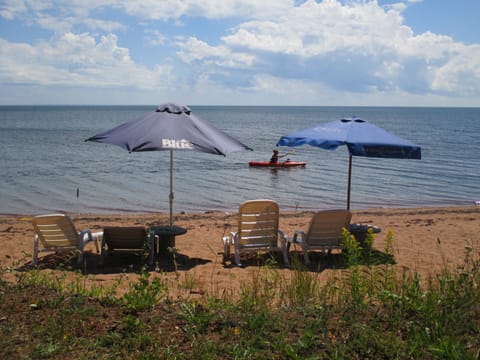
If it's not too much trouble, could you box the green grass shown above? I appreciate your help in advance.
[1,231,479,359]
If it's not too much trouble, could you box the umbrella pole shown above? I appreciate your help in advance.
[169,149,174,227]
[347,154,352,210]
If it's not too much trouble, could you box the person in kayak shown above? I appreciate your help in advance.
[270,149,289,163]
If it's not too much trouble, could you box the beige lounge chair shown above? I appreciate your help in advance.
[289,209,352,265]
[223,199,289,266]
[31,213,101,266]
[100,226,154,265]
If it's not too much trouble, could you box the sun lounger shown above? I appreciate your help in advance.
[100,226,153,265]
[289,209,352,265]
[31,213,101,266]
[222,199,289,266]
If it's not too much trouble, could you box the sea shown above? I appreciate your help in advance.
[1,105,479,216]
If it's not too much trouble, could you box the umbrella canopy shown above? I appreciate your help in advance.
[276,117,421,209]
[86,103,252,225]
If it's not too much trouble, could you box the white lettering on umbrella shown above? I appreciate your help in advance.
[162,139,194,149]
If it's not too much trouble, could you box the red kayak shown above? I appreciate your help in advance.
[249,161,306,168]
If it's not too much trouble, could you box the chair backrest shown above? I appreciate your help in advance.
[32,214,79,248]
[305,210,352,248]
[237,199,280,248]
[103,227,148,251]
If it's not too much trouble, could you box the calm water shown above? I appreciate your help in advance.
[1,105,479,215]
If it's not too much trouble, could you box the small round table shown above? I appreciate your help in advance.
[150,226,187,257]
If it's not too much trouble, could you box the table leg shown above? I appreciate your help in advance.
[158,235,176,256]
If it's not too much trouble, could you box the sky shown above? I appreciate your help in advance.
[0,0,479,107]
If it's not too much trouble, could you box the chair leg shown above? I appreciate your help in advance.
[304,252,310,266]
[78,242,86,266]
[31,235,39,266]
[222,236,230,263]
[99,238,107,266]
[279,232,289,266]
[301,243,310,266]
[280,241,289,266]
[234,246,242,267]
[77,253,84,266]
[282,248,289,266]
[92,232,102,253]
[147,233,155,265]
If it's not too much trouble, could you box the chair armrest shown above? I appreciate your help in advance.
[92,231,103,241]
[80,229,93,242]
[222,232,237,262]
[80,229,101,253]
[228,231,238,244]
[222,232,236,244]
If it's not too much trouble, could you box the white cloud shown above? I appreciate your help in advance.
[174,0,479,99]
[1,0,295,22]
[248,74,317,96]
[1,0,125,33]
[222,1,410,56]
[0,0,27,20]
[144,29,167,46]
[120,0,293,20]
[0,0,479,106]
[0,33,173,90]
[177,37,255,68]
[83,18,126,32]
[431,45,480,96]
[35,13,77,33]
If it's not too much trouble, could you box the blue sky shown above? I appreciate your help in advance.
[0,0,479,106]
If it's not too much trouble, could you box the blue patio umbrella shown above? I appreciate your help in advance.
[86,103,252,225]
[276,117,421,209]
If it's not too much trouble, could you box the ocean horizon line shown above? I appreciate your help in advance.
[1,104,479,109]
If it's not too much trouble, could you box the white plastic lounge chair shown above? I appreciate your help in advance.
[289,209,352,265]
[100,226,154,265]
[31,213,101,266]
[222,199,289,266]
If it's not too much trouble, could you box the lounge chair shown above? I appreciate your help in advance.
[288,209,352,265]
[31,213,101,266]
[100,226,154,265]
[222,199,289,266]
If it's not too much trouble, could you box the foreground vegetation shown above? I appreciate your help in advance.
[1,230,479,359]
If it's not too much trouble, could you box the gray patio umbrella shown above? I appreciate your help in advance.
[277,117,421,209]
[86,103,252,225]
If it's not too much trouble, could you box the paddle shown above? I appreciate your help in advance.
[281,150,296,161]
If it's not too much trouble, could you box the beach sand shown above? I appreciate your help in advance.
[1,206,479,299]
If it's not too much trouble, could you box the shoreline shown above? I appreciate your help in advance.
[1,205,479,298]
[1,200,478,218]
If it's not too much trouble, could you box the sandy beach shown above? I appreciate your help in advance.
[1,205,479,299]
